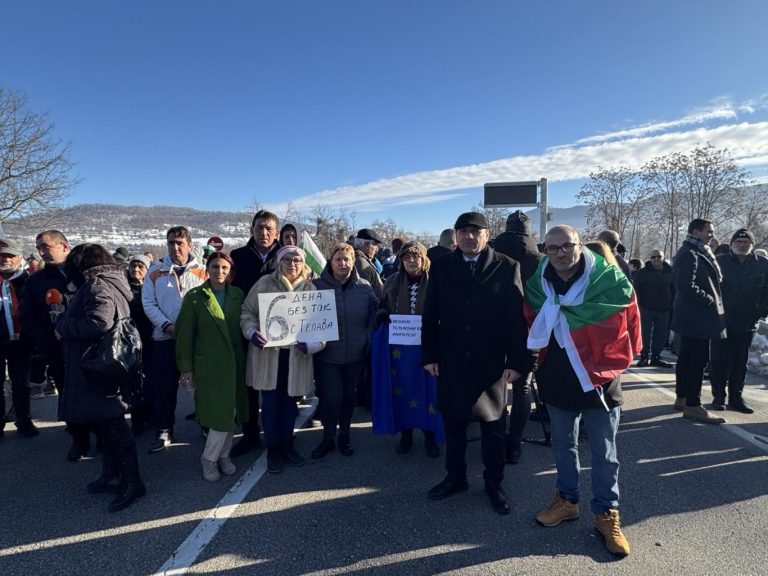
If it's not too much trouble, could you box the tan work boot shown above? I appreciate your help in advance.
[673,397,686,411]
[536,493,580,527]
[595,509,630,556]
[683,405,725,424]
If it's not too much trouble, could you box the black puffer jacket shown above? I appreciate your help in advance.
[56,265,132,424]
[717,251,768,332]
[633,261,675,311]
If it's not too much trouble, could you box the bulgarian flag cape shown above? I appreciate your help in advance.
[524,249,641,393]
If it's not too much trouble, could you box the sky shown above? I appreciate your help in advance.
[2,0,767,236]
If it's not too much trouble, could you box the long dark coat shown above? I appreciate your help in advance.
[55,265,132,424]
[422,247,529,422]
[175,282,248,432]
[671,240,726,339]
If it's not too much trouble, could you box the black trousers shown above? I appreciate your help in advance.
[444,416,505,488]
[507,373,532,442]
[675,335,710,407]
[150,339,180,433]
[0,340,31,425]
[709,331,754,402]
[99,416,141,483]
[314,359,363,440]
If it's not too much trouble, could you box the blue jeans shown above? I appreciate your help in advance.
[548,404,621,515]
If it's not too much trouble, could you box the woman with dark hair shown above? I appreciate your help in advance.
[55,243,145,512]
[311,242,378,459]
[175,251,249,482]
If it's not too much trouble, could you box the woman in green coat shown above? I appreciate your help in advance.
[176,251,249,482]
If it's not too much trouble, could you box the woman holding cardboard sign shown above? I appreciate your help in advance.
[311,242,378,460]
[240,245,323,474]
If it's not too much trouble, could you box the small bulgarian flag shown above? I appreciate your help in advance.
[301,230,326,276]
[524,249,641,392]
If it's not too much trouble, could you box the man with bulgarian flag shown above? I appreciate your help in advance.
[524,225,641,558]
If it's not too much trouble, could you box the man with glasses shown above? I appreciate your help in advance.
[526,225,640,557]
[229,210,282,457]
[633,250,675,368]
[422,211,529,516]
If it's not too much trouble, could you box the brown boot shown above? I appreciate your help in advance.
[595,509,630,557]
[536,493,580,527]
[683,405,725,424]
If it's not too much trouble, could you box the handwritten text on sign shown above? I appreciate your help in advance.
[388,314,422,346]
[258,289,339,347]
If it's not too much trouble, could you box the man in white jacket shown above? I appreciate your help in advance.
[143,226,206,453]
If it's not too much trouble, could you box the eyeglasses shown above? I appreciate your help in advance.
[543,242,578,255]
[282,258,303,265]
[650,255,663,259]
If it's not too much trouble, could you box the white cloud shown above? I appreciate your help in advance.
[268,99,768,215]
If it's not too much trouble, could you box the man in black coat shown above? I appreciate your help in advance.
[426,229,457,262]
[0,241,38,438]
[422,211,529,515]
[492,210,542,464]
[633,249,675,368]
[229,210,281,456]
[709,228,768,413]
[671,218,727,424]
[19,230,87,459]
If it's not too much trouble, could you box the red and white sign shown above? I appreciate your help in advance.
[207,236,224,251]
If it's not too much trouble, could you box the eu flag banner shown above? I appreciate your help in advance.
[371,324,445,443]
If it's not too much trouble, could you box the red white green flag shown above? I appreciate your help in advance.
[524,249,641,392]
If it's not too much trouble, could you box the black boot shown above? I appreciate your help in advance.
[87,450,123,494]
[267,446,284,473]
[505,434,522,465]
[106,419,145,512]
[337,433,354,456]
[395,429,413,454]
[424,430,440,458]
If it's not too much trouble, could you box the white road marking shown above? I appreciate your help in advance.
[152,399,316,576]
[627,370,768,453]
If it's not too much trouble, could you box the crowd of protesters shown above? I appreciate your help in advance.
[1,209,766,559]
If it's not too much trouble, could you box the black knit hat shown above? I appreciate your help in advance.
[505,210,532,235]
[731,228,755,245]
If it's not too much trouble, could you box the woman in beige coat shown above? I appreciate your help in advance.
[241,245,324,473]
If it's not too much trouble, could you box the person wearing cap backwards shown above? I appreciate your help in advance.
[422,211,529,515]
[709,228,768,413]
[0,240,39,438]
[353,228,384,300]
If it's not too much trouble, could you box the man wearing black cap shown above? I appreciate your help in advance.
[709,228,768,413]
[354,228,384,299]
[422,211,529,515]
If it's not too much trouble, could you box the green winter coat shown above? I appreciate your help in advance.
[175,281,248,432]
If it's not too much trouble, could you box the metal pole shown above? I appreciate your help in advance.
[539,177,548,241]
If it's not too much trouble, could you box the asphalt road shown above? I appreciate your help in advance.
[1,362,767,576]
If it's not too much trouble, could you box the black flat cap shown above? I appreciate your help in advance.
[357,228,382,244]
[454,211,489,230]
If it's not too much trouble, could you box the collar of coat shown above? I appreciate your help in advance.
[197,281,242,343]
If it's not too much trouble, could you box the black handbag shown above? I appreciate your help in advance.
[82,305,143,397]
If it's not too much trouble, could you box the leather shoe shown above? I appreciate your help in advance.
[728,397,754,414]
[87,475,123,494]
[311,439,336,459]
[636,357,649,367]
[107,482,146,513]
[711,398,726,411]
[484,484,511,515]
[650,357,674,368]
[427,477,469,500]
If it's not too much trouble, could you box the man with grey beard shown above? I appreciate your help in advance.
[709,228,768,413]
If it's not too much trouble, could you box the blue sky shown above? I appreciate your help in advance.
[2,1,767,235]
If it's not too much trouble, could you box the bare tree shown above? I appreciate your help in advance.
[642,143,749,251]
[471,202,509,239]
[576,166,652,241]
[369,217,408,247]
[0,87,77,221]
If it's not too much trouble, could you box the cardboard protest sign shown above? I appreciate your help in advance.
[258,289,339,347]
